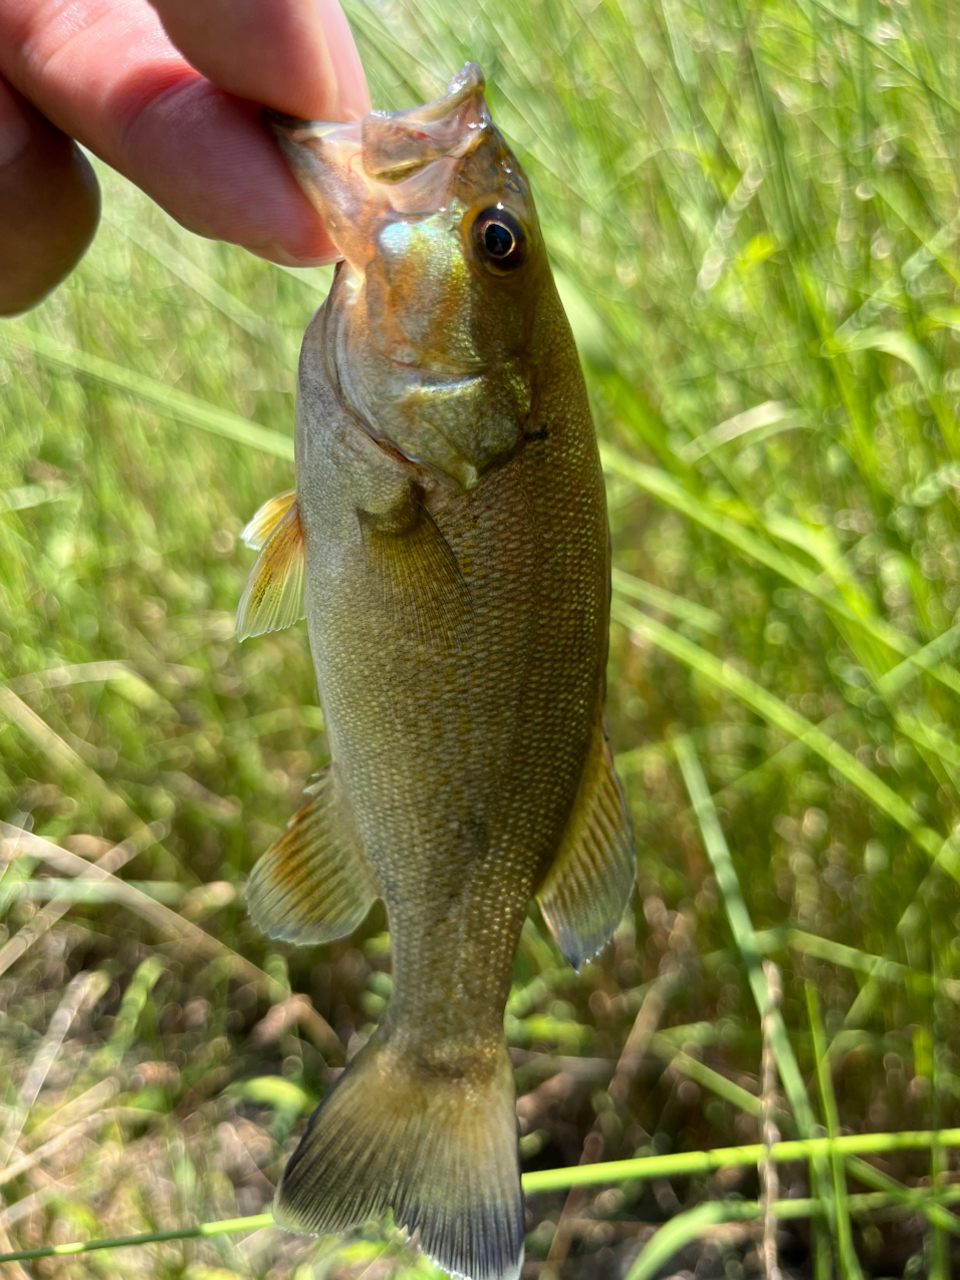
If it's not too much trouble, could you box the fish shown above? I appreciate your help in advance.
[237,64,635,1280]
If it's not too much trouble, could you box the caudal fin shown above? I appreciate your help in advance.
[275,1032,524,1280]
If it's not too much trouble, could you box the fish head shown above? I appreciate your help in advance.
[270,65,552,489]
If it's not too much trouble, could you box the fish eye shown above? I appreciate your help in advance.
[471,207,527,271]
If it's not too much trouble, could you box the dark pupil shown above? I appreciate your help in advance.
[484,222,514,258]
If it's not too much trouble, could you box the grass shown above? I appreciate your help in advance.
[2,0,960,1274]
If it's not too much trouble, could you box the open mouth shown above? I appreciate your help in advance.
[264,65,493,267]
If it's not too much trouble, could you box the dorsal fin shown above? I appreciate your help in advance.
[236,494,306,640]
[536,716,635,969]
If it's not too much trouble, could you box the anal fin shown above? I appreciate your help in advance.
[536,718,635,969]
[237,493,306,640]
[246,765,378,944]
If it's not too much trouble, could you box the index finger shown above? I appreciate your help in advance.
[148,0,369,122]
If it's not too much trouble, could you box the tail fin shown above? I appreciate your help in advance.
[275,1032,524,1280]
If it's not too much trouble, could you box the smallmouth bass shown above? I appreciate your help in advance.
[238,64,634,1280]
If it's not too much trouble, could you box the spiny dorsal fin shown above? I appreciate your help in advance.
[246,765,378,944]
[237,494,305,640]
[243,488,298,551]
[276,1032,523,1280]
[363,507,472,648]
[536,717,635,969]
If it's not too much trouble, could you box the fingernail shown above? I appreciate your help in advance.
[259,240,339,268]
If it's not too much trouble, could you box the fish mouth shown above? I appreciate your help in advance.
[359,63,490,182]
[266,64,493,267]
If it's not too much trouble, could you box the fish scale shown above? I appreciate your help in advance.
[238,63,635,1280]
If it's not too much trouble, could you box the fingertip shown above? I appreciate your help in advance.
[147,0,370,121]
[251,237,341,270]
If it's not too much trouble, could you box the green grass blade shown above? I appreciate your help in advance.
[0,327,294,461]
[806,982,865,1279]
[6,1136,960,1267]
[611,567,724,633]
[614,599,953,869]
[601,444,960,699]
[674,736,817,1135]
[624,1200,761,1280]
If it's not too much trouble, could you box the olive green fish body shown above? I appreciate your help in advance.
[238,65,634,1280]
[300,284,608,1026]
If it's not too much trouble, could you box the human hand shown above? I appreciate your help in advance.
[0,0,369,315]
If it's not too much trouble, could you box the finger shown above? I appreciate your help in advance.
[148,0,369,121]
[0,77,100,315]
[0,0,365,266]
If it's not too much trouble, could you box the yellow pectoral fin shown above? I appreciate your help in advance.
[236,497,306,640]
[537,718,636,969]
[246,765,378,944]
[363,505,473,648]
[242,488,297,551]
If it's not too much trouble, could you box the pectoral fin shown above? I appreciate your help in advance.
[242,488,298,551]
[246,766,378,944]
[537,719,635,969]
[363,506,472,648]
[236,495,306,640]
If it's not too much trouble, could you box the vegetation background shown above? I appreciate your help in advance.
[3,0,960,1274]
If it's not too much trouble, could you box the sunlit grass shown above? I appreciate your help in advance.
[2,0,960,1274]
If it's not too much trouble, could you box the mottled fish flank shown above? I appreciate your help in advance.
[237,64,635,1280]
